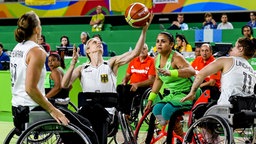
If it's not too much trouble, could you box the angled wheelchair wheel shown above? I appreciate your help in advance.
[135,107,154,144]
[17,119,92,144]
[113,111,136,144]
[183,115,232,144]
[3,128,51,144]
[3,128,19,144]
[120,111,136,143]
[135,107,167,144]
[140,88,152,117]
[140,88,163,120]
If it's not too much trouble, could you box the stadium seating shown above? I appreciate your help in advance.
[0,22,248,55]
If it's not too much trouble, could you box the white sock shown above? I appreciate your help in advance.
[155,115,167,126]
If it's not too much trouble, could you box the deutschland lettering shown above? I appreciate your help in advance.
[11,50,23,58]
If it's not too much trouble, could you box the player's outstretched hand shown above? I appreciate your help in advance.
[71,44,79,66]
[143,13,154,31]
[180,92,196,103]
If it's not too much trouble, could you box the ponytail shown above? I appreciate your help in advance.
[60,57,66,69]
[251,38,256,48]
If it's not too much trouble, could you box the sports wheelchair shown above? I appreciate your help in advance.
[4,92,137,144]
[134,90,216,144]
[4,98,98,144]
[183,95,256,144]
[77,92,136,144]
[117,85,164,127]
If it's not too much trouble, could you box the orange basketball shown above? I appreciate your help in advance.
[125,2,150,28]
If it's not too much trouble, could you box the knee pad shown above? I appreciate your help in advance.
[162,103,179,120]
[152,102,165,116]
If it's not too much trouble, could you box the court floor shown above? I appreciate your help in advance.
[1,111,248,144]
[0,111,141,143]
[0,111,13,143]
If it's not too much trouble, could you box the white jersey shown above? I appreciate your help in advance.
[80,61,117,93]
[218,57,256,105]
[11,40,46,107]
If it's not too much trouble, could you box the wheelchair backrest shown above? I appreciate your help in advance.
[78,92,119,108]
[192,90,210,109]
[229,95,256,113]
[188,90,213,124]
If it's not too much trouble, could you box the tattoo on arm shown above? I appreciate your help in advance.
[192,77,201,93]
[177,65,184,69]
[192,87,198,93]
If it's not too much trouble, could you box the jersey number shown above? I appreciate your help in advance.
[10,63,17,87]
[242,72,252,94]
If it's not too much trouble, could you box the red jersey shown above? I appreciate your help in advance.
[191,55,221,88]
[127,56,156,84]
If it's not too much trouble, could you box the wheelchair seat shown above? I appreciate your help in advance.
[78,92,118,108]
[229,95,256,112]
[204,95,256,128]
[77,92,136,143]
[28,110,52,127]
[229,95,256,128]
[77,92,119,129]
[11,106,53,136]
[6,104,99,144]
[77,92,120,143]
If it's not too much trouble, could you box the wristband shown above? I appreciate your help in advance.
[170,69,178,77]
[148,92,157,101]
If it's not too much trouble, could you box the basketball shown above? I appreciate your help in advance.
[125,2,150,28]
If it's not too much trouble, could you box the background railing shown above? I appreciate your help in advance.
[0,0,255,18]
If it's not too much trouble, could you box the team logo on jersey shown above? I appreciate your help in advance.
[101,74,108,83]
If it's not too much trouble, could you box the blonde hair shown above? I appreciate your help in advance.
[85,38,101,61]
